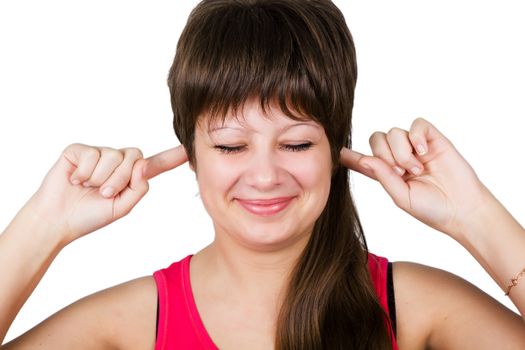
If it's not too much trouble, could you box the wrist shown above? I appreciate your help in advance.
[452,184,500,242]
[8,200,70,251]
[452,188,525,293]
[453,184,524,275]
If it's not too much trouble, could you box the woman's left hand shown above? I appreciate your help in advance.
[340,117,490,238]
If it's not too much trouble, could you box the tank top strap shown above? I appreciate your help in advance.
[153,255,218,350]
[367,252,399,350]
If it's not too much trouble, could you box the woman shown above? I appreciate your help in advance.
[1,0,524,349]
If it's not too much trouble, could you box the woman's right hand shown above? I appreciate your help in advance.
[26,143,188,245]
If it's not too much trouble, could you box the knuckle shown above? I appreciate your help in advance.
[63,143,78,152]
[83,146,101,160]
[413,117,427,125]
[62,142,84,155]
[103,149,124,163]
[387,127,401,134]
[369,131,384,145]
[125,147,144,159]
[387,127,406,138]
[411,117,429,132]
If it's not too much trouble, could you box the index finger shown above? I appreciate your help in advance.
[143,145,189,180]
[339,147,377,181]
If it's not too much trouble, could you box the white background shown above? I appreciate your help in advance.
[1,0,524,342]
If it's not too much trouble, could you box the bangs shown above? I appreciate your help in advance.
[169,0,357,160]
[198,95,313,135]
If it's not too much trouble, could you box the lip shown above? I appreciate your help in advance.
[236,197,295,216]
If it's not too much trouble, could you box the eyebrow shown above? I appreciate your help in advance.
[208,122,321,134]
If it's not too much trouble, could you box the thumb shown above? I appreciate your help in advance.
[360,156,411,210]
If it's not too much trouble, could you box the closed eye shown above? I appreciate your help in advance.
[214,145,245,154]
[281,143,312,152]
[214,143,312,155]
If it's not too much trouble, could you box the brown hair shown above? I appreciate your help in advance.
[168,1,394,348]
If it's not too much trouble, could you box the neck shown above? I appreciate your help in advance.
[192,226,311,307]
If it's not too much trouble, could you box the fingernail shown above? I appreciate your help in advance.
[411,166,422,175]
[416,144,427,155]
[71,178,80,185]
[82,182,91,187]
[393,166,405,176]
[101,187,115,198]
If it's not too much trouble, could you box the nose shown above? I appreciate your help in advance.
[243,148,283,191]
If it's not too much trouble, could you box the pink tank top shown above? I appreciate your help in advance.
[153,253,398,349]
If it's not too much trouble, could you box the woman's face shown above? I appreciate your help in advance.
[193,99,332,251]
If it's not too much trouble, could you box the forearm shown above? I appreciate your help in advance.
[455,186,525,317]
[0,202,66,344]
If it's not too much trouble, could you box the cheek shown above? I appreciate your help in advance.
[288,151,332,193]
[196,156,238,202]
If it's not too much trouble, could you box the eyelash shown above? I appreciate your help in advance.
[214,143,313,154]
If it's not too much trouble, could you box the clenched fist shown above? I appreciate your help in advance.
[26,143,188,245]
[340,117,488,239]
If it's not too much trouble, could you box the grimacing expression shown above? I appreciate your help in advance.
[192,98,332,251]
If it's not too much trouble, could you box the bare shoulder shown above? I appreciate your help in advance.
[392,261,525,350]
[4,276,157,350]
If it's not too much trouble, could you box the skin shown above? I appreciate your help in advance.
[1,100,525,349]
[187,103,332,348]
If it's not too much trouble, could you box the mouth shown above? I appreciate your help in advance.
[236,197,295,217]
